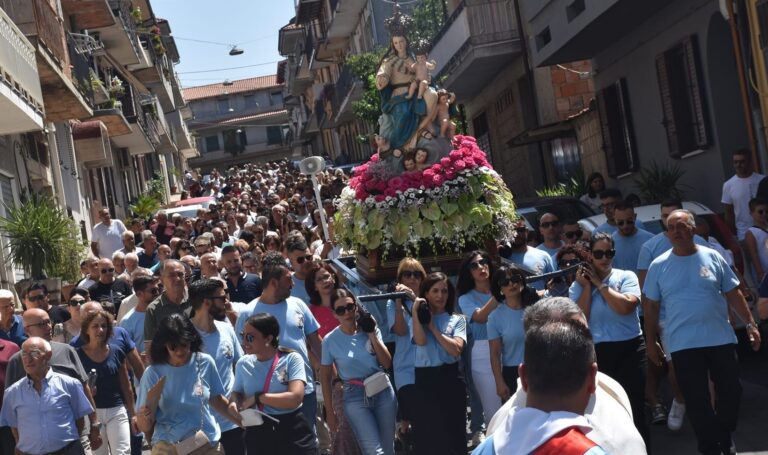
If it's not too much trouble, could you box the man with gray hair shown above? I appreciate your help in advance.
[1,337,93,455]
[137,231,159,269]
[117,231,142,256]
[0,289,25,346]
[644,209,760,454]
[486,297,646,454]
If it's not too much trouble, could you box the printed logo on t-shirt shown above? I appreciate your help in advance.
[699,266,712,279]
[294,310,304,330]
[223,343,233,360]
[534,262,544,274]
[276,367,289,384]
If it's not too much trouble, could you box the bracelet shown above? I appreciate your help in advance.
[746,322,757,330]
[253,392,263,408]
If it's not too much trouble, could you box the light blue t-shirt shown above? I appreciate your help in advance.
[612,229,654,273]
[386,299,415,389]
[506,247,556,290]
[235,297,320,394]
[321,327,385,380]
[119,308,146,353]
[136,352,225,445]
[643,246,739,353]
[637,232,709,271]
[196,320,243,432]
[291,275,311,305]
[458,290,492,340]
[594,219,646,236]
[411,312,467,367]
[569,269,642,343]
[536,241,564,262]
[486,304,525,367]
[232,351,306,415]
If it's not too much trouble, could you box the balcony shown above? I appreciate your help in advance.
[331,65,362,124]
[0,6,44,134]
[278,23,305,57]
[188,141,291,170]
[72,120,114,168]
[166,109,197,158]
[91,0,141,66]
[520,0,672,66]
[67,33,95,108]
[430,0,521,99]
[60,0,114,29]
[296,0,323,24]
[1,0,94,121]
[132,43,175,112]
[307,30,334,70]
[326,0,366,40]
[111,87,161,156]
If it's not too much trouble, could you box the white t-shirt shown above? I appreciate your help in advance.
[92,220,127,258]
[722,172,764,240]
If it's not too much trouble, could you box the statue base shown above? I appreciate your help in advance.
[355,238,499,284]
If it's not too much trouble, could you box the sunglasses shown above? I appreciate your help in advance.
[564,230,582,239]
[334,303,357,315]
[101,268,115,274]
[28,294,46,301]
[469,258,490,270]
[540,221,560,229]
[241,332,256,343]
[497,275,524,287]
[68,299,85,306]
[514,227,528,233]
[400,270,424,280]
[591,249,616,260]
[615,220,633,227]
[296,255,313,264]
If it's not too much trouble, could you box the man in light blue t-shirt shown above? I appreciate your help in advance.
[505,221,556,291]
[536,212,565,261]
[611,202,654,273]
[643,209,760,455]
[593,189,646,235]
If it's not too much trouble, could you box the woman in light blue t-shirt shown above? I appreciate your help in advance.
[320,289,397,455]
[411,273,467,455]
[231,313,317,454]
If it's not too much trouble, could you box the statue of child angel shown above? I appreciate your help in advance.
[406,38,436,100]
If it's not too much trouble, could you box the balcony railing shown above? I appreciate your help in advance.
[0,6,43,112]
[67,33,94,107]
[31,0,66,65]
[108,0,141,57]
[332,65,359,120]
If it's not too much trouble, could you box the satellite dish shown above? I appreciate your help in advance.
[299,156,326,175]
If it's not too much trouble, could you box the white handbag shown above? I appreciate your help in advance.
[363,371,390,398]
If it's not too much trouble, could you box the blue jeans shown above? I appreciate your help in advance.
[300,391,318,437]
[343,382,398,455]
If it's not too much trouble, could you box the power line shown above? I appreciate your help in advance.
[170,33,278,47]
[178,61,280,75]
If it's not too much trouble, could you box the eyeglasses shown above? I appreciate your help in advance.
[27,294,46,302]
[296,255,313,264]
[68,299,85,306]
[20,350,44,359]
[101,268,115,274]
[564,230,582,239]
[615,220,633,227]
[591,249,616,260]
[497,275,524,287]
[314,274,334,283]
[334,303,357,315]
[540,221,560,229]
[25,320,51,329]
[400,270,424,280]
[514,227,528,233]
[469,258,490,270]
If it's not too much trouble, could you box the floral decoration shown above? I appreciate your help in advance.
[333,135,517,257]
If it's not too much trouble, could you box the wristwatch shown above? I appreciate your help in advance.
[746,322,757,331]
[90,422,101,431]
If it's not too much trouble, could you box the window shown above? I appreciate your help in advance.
[655,36,710,158]
[267,126,283,145]
[270,92,283,106]
[550,136,582,181]
[596,78,639,177]
[205,135,220,152]
[223,129,247,154]
[0,174,15,217]
[25,132,49,167]
[217,98,231,114]
[472,113,492,163]
[244,95,258,109]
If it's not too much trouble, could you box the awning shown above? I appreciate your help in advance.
[508,120,575,147]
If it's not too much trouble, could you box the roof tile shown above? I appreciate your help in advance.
[182,75,281,101]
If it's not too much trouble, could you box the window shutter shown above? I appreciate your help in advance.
[596,79,638,177]
[683,36,709,148]
[596,84,618,176]
[656,52,680,157]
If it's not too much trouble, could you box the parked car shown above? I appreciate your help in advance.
[164,196,216,219]
[515,196,597,241]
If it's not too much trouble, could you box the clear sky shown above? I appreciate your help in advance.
[151,0,297,88]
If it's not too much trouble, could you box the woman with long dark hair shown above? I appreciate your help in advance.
[456,250,501,428]
[569,232,648,445]
[411,273,467,455]
[232,313,317,454]
[581,172,606,212]
[487,266,539,402]
[135,314,240,454]
[320,289,397,455]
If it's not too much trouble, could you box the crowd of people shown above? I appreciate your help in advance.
[0,154,764,455]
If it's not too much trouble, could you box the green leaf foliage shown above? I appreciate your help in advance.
[633,161,690,204]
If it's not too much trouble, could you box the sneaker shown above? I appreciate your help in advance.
[651,403,667,425]
[667,399,685,431]
[470,430,486,448]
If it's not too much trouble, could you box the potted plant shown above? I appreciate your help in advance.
[0,194,78,303]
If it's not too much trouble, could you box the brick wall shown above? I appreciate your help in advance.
[550,61,594,120]
[572,106,608,178]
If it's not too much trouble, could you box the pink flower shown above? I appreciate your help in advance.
[353,164,368,175]
[360,172,373,182]
[440,157,452,167]
[355,188,368,200]
[384,188,397,197]
[433,174,445,186]
[375,194,386,202]
[431,164,442,173]
[464,157,476,167]
[390,177,404,189]
[462,148,474,158]
[422,169,436,180]
[461,140,475,150]
[449,150,463,160]
[369,154,380,162]
[454,160,466,170]
[445,170,457,180]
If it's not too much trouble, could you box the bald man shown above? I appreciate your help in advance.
[4,310,103,452]
[1,337,93,455]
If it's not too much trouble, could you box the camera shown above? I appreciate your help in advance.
[357,309,376,333]
[416,304,432,325]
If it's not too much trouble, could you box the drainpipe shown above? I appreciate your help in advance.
[513,0,549,186]
[726,0,759,169]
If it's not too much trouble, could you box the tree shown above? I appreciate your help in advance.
[348,50,386,127]
[409,0,447,44]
